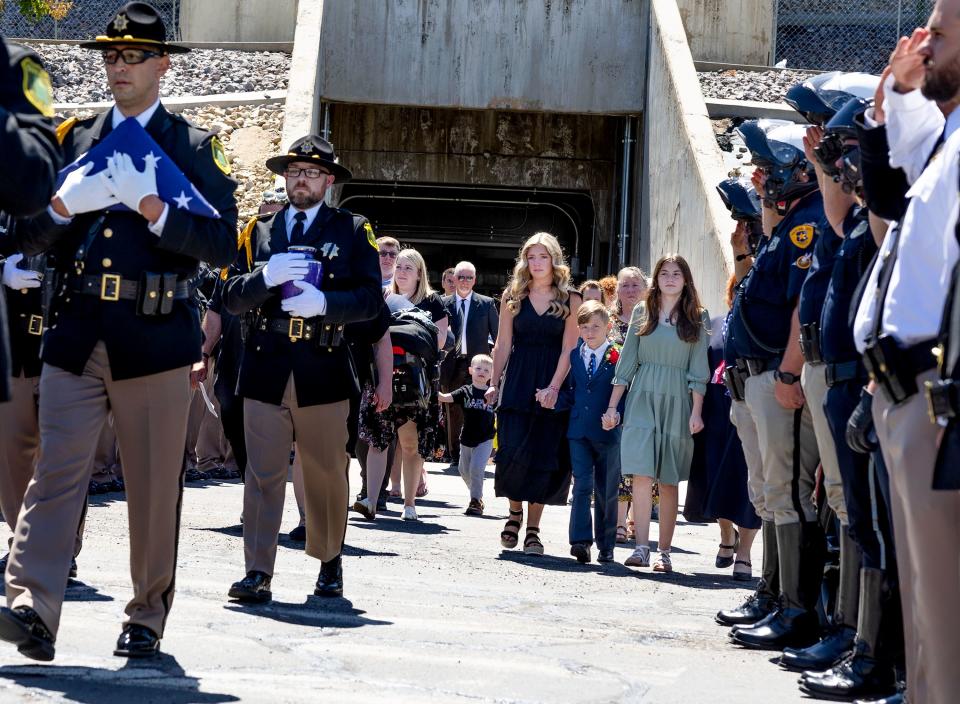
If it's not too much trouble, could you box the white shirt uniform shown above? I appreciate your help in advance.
[854,84,960,350]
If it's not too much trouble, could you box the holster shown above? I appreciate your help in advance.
[724,363,747,402]
[863,335,935,404]
[800,322,823,364]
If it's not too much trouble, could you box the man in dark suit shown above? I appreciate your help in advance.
[223,134,381,605]
[441,261,498,464]
[0,3,238,662]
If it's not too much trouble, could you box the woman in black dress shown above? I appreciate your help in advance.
[486,232,581,555]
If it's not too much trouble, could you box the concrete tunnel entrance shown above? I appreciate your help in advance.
[338,182,597,296]
[328,103,634,295]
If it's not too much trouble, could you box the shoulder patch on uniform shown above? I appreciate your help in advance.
[211,136,231,175]
[795,253,813,270]
[364,221,378,250]
[20,57,54,118]
[55,116,77,144]
[789,224,814,250]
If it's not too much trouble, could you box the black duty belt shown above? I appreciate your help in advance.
[73,274,191,302]
[825,360,867,388]
[261,317,345,346]
[863,335,938,404]
[800,322,823,364]
[740,357,781,378]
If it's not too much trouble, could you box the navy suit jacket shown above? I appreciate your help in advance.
[558,341,624,443]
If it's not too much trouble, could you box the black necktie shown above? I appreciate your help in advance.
[290,211,307,246]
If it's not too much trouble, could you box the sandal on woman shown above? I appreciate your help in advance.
[416,472,429,498]
[616,525,628,544]
[624,545,650,567]
[653,550,673,573]
[715,528,740,569]
[500,509,523,549]
[732,559,753,582]
[523,527,544,556]
[626,519,635,541]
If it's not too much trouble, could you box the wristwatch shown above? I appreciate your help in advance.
[774,369,801,385]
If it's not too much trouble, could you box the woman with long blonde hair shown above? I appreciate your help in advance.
[486,232,581,555]
[603,255,710,572]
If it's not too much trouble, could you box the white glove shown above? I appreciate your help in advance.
[262,252,310,287]
[103,152,158,213]
[56,162,119,216]
[1,253,42,290]
[280,280,327,318]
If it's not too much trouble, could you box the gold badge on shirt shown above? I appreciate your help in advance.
[795,253,813,270]
[789,224,814,249]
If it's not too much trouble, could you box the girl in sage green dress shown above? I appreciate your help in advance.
[603,255,710,573]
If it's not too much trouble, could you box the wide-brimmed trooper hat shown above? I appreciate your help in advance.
[79,2,190,54]
[266,135,353,183]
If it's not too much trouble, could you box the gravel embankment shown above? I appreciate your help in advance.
[698,69,818,104]
[27,43,290,102]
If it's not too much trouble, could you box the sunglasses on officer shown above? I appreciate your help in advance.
[102,48,165,65]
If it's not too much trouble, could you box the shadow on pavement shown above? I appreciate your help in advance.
[496,551,634,575]
[0,652,237,703]
[0,580,114,603]
[346,518,457,536]
[225,597,391,629]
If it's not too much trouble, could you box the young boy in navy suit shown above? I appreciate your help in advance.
[558,300,623,564]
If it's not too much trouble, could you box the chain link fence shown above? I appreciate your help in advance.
[775,0,932,72]
[1,1,179,41]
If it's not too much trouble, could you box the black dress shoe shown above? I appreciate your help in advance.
[114,623,159,658]
[799,645,896,700]
[228,570,273,603]
[597,549,615,563]
[69,558,77,580]
[570,543,591,564]
[288,525,306,542]
[314,555,343,597]
[852,691,904,704]
[715,592,777,626]
[0,606,55,661]
[781,624,855,671]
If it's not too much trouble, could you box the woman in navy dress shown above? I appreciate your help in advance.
[487,232,581,556]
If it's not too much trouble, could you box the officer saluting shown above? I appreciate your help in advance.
[0,38,62,403]
[223,136,380,603]
[0,3,237,661]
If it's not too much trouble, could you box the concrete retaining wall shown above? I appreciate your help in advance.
[641,0,734,314]
[178,0,297,43]
[677,0,774,66]
[316,0,647,113]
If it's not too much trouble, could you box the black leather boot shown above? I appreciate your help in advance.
[731,522,822,650]
[717,520,779,627]
[781,528,858,670]
[800,567,895,699]
[314,554,343,597]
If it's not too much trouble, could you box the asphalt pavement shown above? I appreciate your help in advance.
[0,460,815,703]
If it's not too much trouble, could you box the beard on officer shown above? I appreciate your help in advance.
[222,134,381,605]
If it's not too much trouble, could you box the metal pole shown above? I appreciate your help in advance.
[770,0,779,67]
[618,117,633,268]
[896,0,902,40]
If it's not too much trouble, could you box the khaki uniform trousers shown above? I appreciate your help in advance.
[242,375,349,574]
[801,362,847,524]
[730,398,769,521]
[874,369,960,704]
[744,370,820,525]
[185,360,234,471]
[0,373,85,557]
[93,413,120,476]
[5,342,191,638]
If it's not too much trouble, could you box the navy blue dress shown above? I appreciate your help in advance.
[495,298,572,505]
[684,315,761,529]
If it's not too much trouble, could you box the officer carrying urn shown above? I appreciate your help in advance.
[223,135,381,604]
[0,3,238,661]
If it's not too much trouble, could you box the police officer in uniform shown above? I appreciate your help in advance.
[797,96,904,701]
[0,3,238,661]
[714,177,784,629]
[726,120,826,651]
[223,135,380,603]
[851,26,960,699]
[0,39,62,403]
[780,76,879,673]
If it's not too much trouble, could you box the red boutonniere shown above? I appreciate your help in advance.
[605,345,620,365]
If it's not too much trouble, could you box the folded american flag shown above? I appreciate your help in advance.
[56,116,219,218]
